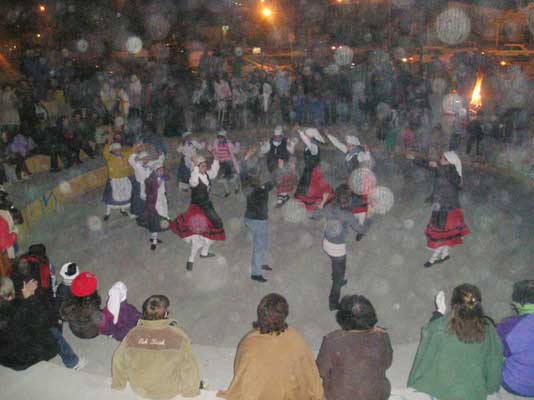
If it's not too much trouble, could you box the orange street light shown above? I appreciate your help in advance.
[262,7,272,17]
[36,33,41,38]
[39,5,46,12]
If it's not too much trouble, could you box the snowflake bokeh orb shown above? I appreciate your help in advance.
[435,8,471,46]
[349,168,377,195]
[76,39,88,53]
[368,186,394,215]
[126,36,143,54]
[334,45,354,66]
[283,199,307,223]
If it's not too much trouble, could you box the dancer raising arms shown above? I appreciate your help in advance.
[325,131,372,225]
[294,127,334,211]
[170,154,226,271]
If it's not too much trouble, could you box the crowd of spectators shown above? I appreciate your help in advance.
[0,46,533,190]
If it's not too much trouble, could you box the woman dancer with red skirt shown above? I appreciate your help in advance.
[408,150,470,268]
[170,154,226,271]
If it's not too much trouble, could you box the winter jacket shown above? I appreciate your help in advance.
[317,327,393,400]
[60,294,102,339]
[497,313,534,397]
[408,313,503,400]
[0,296,58,370]
[112,318,200,399]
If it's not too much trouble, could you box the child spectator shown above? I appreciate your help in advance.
[100,282,140,341]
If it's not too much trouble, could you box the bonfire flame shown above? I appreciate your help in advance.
[469,74,483,113]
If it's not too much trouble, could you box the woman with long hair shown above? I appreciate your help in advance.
[408,284,503,400]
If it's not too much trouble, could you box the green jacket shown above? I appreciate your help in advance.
[408,314,503,400]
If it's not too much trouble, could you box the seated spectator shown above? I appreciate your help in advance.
[7,129,33,180]
[497,280,534,398]
[60,272,102,339]
[52,262,79,319]
[0,277,86,371]
[112,294,200,399]
[0,192,22,277]
[100,281,140,341]
[408,284,503,400]
[217,293,323,400]
[316,294,393,400]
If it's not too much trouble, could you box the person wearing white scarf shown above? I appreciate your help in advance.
[409,150,470,268]
[107,282,127,325]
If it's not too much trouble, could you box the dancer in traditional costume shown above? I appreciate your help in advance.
[128,149,165,218]
[208,130,240,197]
[176,131,205,192]
[325,132,372,225]
[407,151,470,268]
[102,142,139,220]
[139,161,169,251]
[260,126,297,206]
[294,127,334,211]
[170,155,226,271]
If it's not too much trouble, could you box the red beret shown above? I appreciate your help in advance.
[71,272,98,297]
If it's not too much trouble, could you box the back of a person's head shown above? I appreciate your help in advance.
[336,295,378,331]
[512,280,534,307]
[0,276,14,304]
[449,283,485,343]
[142,295,170,321]
[335,184,352,210]
[253,293,288,335]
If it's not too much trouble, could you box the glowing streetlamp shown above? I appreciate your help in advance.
[39,5,46,12]
[36,33,41,38]
[262,7,272,18]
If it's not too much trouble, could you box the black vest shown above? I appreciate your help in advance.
[191,176,210,207]
[266,138,289,172]
[303,147,320,170]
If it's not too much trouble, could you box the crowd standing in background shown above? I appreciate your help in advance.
[0,44,532,400]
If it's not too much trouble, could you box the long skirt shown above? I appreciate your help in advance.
[138,211,169,233]
[425,208,470,249]
[102,177,132,207]
[295,166,334,211]
[130,179,145,217]
[170,204,226,241]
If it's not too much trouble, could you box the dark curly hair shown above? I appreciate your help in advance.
[253,293,289,335]
[449,283,486,344]
[512,280,534,305]
[60,291,102,321]
[335,184,352,210]
[336,295,378,331]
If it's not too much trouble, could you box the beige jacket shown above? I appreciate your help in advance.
[217,326,324,400]
[111,318,200,399]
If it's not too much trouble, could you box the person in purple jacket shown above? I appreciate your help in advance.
[100,281,140,341]
[496,279,534,398]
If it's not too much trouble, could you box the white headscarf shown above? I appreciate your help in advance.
[345,135,360,146]
[107,281,127,324]
[444,151,462,178]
